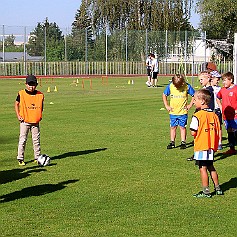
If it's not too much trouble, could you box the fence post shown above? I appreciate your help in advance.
[165,30,168,75]
[145,29,148,57]
[126,28,128,75]
[2,25,5,63]
[85,27,88,75]
[23,26,27,75]
[234,33,237,84]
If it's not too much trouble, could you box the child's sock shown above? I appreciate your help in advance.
[228,132,236,148]
[202,186,210,194]
[215,185,221,191]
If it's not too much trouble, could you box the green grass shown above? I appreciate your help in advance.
[1,76,237,236]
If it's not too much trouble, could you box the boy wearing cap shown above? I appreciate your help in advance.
[15,75,44,166]
[211,71,223,149]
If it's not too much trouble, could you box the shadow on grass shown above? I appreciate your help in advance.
[221,177,237,193]
[214,151,235,162]
[0,166,47,185]
[51,148,107,160]
[211,177,237,195]
[0,179,79,203]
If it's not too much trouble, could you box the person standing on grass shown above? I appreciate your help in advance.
[187,71,215,161]
[163,74,195,150]
[210,71,223,150]
[150,53,159,87]
[190,89,223,198]
[145,53,152,87]
[216,72,237,155]
[15,75,44,166]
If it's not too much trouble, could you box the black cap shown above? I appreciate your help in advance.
[26,75,37,85]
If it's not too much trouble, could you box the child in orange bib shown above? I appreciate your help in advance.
[15,75,44,166]
[190,89,223,198]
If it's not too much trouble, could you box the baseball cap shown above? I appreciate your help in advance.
[26,75,38,85]
[210,70,221,78]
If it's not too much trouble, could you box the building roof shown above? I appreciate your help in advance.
[0,52,43,62]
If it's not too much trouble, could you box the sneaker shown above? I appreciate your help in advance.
[18,160,26,166]
[224,149,236,155]
[180,141,186,149]
[215,189,223,195]
[193,191,212,198]
[218,144,223,150]
[187,156,194,161]
[167,142,175,149]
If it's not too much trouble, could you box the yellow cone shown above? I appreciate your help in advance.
[47,87,51,93]
[54,86,58,92]
[128,80,130,84]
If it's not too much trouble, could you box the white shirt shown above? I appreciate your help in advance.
[151,58,159,72]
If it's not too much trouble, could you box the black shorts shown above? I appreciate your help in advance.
[147,68,151,76]
[214,108,223,125]
[196,160,214,168]
[152,71,158,79]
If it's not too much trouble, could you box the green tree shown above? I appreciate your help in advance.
[71,0,195,61]
[0,34,24,52]
[73,0,193,32]
[27,18,65,61]
[196,0,237,40]
[196,0,237,59]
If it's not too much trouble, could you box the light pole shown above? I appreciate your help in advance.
[44,17,49,75]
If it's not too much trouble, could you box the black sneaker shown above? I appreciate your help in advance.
[193,191,212,198]
[167,142,175,149]
[187,155,194,161]
[180,141,186,149]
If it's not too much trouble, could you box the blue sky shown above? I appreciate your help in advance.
[0,0,199,28]
[0,0,81,28]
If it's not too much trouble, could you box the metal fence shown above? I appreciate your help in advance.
[0,25,233,76]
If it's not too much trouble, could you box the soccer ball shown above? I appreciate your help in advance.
[38,154,50,166]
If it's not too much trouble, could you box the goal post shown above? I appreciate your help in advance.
[234,33,237,84]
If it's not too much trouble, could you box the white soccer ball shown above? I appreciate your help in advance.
[38,154,50,166]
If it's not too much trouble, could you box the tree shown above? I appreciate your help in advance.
[0,34,24,52]
[196,0,237,40]
[27,18,65,61]
[71,0,194,61]
[73,0,194,32]
[196,0,237,59]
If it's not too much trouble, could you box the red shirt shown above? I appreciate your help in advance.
[217,85,237,120]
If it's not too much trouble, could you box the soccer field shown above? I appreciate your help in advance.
[1,76,237,236]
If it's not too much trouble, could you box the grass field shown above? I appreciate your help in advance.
[1,76,237,236]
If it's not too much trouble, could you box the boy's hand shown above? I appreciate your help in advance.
[17,115,24,122]
[165,105,173,112]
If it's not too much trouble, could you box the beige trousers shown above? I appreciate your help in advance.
[17,122,41,161]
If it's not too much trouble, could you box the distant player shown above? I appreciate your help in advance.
[145,54,152,87]
[150,53,159,87]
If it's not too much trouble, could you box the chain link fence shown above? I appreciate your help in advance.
[0,25,233,76]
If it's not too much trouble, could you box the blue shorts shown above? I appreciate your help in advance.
[224,119,237,130]
[169,114,188,127]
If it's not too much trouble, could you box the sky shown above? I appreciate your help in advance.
[0,0,200,29]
